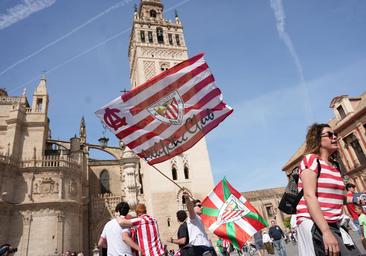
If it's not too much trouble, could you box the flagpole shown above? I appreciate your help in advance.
[149,162,184,190]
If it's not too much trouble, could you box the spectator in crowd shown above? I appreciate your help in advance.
[296,123,361,255]
[216,237,228,256]
[168,210,189,255]
[345,183,363,236]
[268,220,287,256]
[183,193,217,256]
[0,244,17,256]
[117,203,165,256]
[355,205,366,239]
[253,230,265,256]
[98,201,140,256]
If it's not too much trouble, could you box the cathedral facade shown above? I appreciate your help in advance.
[0,0,215,255]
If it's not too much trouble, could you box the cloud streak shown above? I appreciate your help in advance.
[0,0,56,30]
[8,0,194,94]
[269,0,313,121]
[0,0,134,78]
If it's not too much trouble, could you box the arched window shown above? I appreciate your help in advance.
[172,166,177,180]
[150,10,157,18]
[148,31,153,43]
[181,195,187,210]
[140,30,145,43]
[184,165,189,179]
[156,27,164,44]
[100,170,110,194]
[175,34,180,46]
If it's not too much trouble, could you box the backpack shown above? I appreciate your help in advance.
[278,158,321,214]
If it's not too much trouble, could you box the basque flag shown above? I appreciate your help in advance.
[96,53,233,165]
[201,178,268,249]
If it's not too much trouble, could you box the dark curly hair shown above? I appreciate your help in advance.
[115,202,130,216]
[176,210,187,222]
[303,123,330,155]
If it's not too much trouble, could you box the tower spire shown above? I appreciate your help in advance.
[80,116,86,144]
[31,75,49,113]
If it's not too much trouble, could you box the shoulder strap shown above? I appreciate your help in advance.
[297,158,321,199]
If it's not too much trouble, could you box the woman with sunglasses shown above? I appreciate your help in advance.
[296,123,360,256]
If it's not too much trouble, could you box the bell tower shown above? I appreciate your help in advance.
[128,0,188,88]
[128,0,215,244]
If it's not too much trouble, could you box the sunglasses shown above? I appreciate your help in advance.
[321,131,337,138]
[195,204,202,208]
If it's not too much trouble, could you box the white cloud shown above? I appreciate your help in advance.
[0,0,56,30]
[269,0,313,122]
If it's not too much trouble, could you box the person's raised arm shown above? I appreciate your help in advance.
[122,232,140,252]
[183,193,195,220]
[301,169,339,255]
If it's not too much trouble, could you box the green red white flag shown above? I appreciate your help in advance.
[201,178,268,249]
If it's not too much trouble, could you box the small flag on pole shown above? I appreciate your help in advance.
[200,178,268,249]
[96,53,233,165]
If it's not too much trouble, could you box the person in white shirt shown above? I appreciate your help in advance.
[98,202,140,256]
[183,193,217,256]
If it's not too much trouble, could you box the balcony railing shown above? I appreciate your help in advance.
[21,155,80,169]
[91,193,124,218]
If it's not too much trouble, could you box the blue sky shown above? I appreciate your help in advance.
[0,0,365,192]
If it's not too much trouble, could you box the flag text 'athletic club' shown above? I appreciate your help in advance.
[201,178,268,249]
[96,53,233,165]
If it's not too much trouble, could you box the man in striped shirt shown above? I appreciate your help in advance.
[117,203,165,256]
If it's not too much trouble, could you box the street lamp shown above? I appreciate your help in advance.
[98,123,109,148]
[98,136,109,148]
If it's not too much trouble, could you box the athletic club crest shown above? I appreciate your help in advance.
[217,194,250,225]
[147,91,184,125]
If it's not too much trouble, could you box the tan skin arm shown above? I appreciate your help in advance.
[183,193,196,220]
[116,216,133,228]
[122,232,140,252]
[301,169,339,256]
[97,237,107,248]
[167,237,187,245]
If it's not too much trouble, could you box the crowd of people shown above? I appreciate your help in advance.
[96,192,217,256]
[6,122,363,256]
[94,123,366,256]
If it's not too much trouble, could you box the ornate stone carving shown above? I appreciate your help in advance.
[21,211,33,225]
[143,61,156,80]
[33,177,59,195]
[182,154,189,166]
[142,48,184,59]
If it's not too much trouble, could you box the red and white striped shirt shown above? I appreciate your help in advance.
[296,154,345,225]
[130,214,165,256]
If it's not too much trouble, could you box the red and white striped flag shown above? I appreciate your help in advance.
[96,53,233,165]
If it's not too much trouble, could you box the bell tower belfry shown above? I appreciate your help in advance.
[128,0,215,243]
[128,0,188,88]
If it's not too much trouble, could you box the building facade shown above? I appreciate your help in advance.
[0,1,215,255]
[283,92,366,192]
[241,187,287,229]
